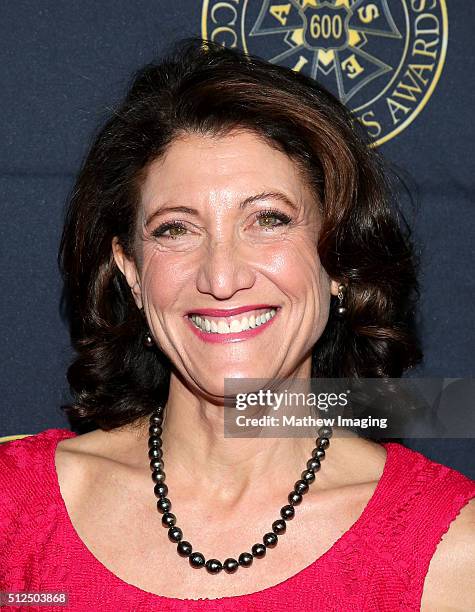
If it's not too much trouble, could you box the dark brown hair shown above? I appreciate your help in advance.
[58,37,422,432]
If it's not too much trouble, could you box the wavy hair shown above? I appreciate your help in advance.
[58,37,423,432]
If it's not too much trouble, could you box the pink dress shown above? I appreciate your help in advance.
[1,428,474,611]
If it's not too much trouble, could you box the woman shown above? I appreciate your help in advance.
[1,38,474,611]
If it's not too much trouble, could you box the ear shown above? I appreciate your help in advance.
[111,237,143,310]
[330,279,341,297]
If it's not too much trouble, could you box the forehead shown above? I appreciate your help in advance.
[140,130,310,211]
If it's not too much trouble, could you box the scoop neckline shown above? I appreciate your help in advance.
[46,427,395,604]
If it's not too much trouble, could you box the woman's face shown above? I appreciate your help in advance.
[113,129,339,399]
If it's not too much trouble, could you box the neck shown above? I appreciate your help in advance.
[130,374,386,514]
[159,376,315,509]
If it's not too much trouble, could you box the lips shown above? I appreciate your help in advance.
[185,305,280,343]
[187,304,279,317]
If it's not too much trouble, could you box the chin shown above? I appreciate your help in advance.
[197,368,279,398]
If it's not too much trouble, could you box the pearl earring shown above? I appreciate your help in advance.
[336,283,347,317]
[144,331,154,348]
[140,306,154,347]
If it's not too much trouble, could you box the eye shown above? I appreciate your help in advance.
[151,221,188,240]
[255,208,292,229]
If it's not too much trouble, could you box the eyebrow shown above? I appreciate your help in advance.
[144,191,298,227]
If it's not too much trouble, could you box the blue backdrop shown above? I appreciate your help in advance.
[0,1,473,477]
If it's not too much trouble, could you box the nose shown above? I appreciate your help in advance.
[195,238,256,300]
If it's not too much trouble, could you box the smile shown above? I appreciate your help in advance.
[186,307,279,343]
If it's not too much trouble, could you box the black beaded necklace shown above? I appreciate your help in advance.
[148,405,333,575]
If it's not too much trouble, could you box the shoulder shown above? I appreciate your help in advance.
[54,423,145,469]
[0,429,73,501]
[0,428,69,476]
[421,496,475,611]
[54,425,147,510]
[392,444,475,611]
[0,429,75,563]
[387,441,475,496]
[378,443,475,610]
[53,428,116,508]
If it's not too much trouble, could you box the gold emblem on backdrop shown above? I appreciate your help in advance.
[0,434,30,444]
[202,0,448,146]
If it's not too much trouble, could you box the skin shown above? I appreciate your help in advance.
[121,129,334,395]
[55,130,475,607]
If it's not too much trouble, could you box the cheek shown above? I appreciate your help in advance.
[139,250,194,309]
[269,238,325,296]
[273,240,332,333]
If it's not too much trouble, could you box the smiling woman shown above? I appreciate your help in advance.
[111,129,333,386]
[0,37,474,611]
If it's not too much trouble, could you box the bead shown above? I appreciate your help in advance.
[149,425,162,436]
[150,456,163,470]
[251,543,266,558]
[156,497,171,513]
[238,552,253,567]
[288,491,302,506]
[223,558,239,573]
[263,532,278,547]
[312,448,325,460]
[152,469,165,483]
[301,469,315,484]
[318,426,333,439]
[306,457,321,471]
[177,541,192,557]
[150,414,163,425]
[162,512,176,527]
[280,504,295,520]
[168,526,183,542]
[272,519,286,535]
[151,462,164,475]
[206,559,223,574]
[189,552,205,568]
[317,437,330,450]
[294,479,309,495]
[148,437,162,449]
[154,483,168,498]
[148,447,162,460]
[337,306,346,315]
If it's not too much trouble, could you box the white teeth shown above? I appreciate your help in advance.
[189,308,277,334]
[229,319,241,332]
[217,321,230,334]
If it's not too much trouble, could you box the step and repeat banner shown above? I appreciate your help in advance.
[1,1,474,476]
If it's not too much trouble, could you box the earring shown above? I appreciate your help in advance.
[144,330,154,348]
[140,307,154,347]
[336,283,347,317]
